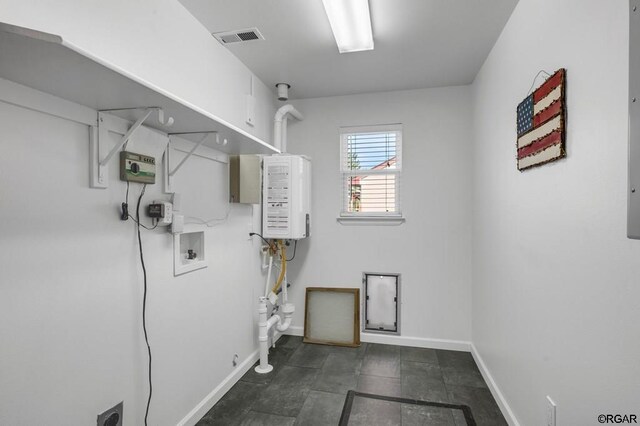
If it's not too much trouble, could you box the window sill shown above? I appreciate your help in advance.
[336,216,406,226]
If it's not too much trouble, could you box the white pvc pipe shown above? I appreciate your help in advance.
[267,315,280,329]
[274,119,282,152]
[255,297,274,373]
[264,255,273,298]
[276,306,294,332]
[254,298,295,374]
[281,116,288,153]
[273,104,304,152]
[275,104,303,122]
[282,270,288,303]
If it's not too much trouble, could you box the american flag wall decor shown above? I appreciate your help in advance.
[516,68,566,171]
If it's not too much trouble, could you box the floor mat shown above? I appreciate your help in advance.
[339,390,476,426]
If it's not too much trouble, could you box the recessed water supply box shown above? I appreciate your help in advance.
[262,154,311,240]
[174,230,206,276]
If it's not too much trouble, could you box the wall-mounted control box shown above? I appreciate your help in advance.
[120,151,156,184]
[230,155,261,204]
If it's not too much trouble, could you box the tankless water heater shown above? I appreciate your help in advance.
[262,154,311,240]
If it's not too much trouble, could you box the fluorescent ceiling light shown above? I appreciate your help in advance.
[322,0,374,53]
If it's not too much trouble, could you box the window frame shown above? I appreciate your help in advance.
[338,124,405,225]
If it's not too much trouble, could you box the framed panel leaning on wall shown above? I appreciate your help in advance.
[304,287,360,347]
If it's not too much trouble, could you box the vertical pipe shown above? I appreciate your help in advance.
[255,297,274,373]
[281,116,288,153]
[282,270,288,303]
[274,119,282,151]
[264,255,273,298]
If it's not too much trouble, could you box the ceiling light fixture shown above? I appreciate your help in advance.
[322,0,374,54]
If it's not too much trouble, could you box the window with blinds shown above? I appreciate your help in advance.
[340,124,402,217]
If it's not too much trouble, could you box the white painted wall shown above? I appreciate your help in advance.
[471,1,640,425]
[0,98,266,425]
[0,0,276,144]
[286,87,473,344]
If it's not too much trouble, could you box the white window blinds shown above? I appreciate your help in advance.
[340,124,402,216]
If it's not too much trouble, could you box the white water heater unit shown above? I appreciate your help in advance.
[262,154,311,240]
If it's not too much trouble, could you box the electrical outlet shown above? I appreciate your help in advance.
[97,401,123,426]
[546,396,556,426]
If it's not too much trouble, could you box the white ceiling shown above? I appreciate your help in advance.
[179,0,518,100]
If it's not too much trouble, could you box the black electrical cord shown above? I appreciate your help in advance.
[121,182,130,221]
[249,232,273,248]
[124,180,158,229]
[135,184,153,426]
[128,214,159,230]
[286,240,298,262]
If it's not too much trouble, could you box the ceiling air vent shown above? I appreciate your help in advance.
[213,28,264,45]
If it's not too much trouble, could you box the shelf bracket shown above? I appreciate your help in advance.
[90,107,173,189]
[163,132,218,193]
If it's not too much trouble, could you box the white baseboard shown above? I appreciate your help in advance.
[284,326,471,352]
[362,333,471,352]
[176,349,260,426]
[470,344,520,426]
[285,325,304,336]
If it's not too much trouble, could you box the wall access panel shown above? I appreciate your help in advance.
[364,273,400,334]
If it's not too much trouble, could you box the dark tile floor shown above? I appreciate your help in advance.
[196,336,507,426]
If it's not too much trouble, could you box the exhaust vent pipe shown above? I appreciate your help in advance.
[276,83,291,101]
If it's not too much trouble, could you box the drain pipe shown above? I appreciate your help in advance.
[264,255,273,298]
[273,104,303,153]
[255,297,295,374]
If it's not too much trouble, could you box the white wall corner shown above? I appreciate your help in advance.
[470,344,521,426]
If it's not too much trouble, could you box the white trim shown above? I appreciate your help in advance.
[285,325,305,336]
[361,332,471,351]
[177,349,260,426]
[340,123,403,134]
[337,216,405,225]
[285,326,469,351]
[343,168,401,176]
[471,344,521,426]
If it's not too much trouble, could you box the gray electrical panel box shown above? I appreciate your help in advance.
[363,273,400,334]
[229,155,261,204]
[630,0,640,238]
